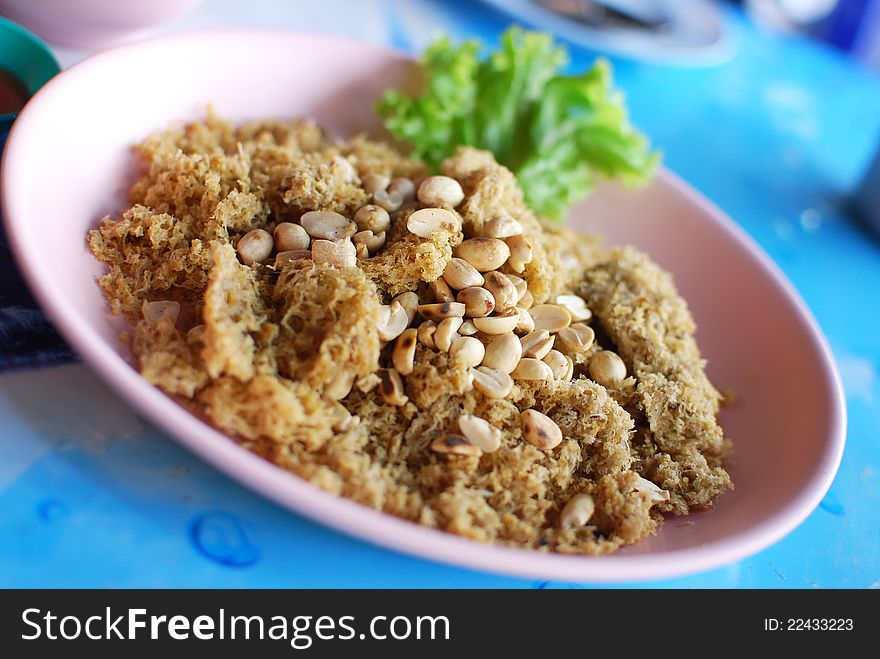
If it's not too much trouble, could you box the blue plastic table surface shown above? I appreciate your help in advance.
[1,0,879,588]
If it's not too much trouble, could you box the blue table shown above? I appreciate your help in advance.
[2,0,879,588]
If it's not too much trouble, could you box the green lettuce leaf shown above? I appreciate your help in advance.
[376,27,659,221]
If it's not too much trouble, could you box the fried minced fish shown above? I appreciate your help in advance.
[88,113,731,554]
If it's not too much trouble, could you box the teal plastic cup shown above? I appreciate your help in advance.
[0,16,61,138]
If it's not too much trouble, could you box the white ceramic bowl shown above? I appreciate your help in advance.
[0,32,846,582]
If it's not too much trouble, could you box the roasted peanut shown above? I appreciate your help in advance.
[454,238,511,272]
[472,309,520,335]
[311,238,357,267]
[418,302,466,322]
[560,494,595,529]
[483,271,518,311]
[237,228,273,265]
[354,204,391,233]
[589,350,627,387]
[392,328,418,375]
[457,286,496,318]
[530,304,571,333]
[300,210,356,240]
[457,414,502,452]
[470,366,514,399]
[520,409,562,450]
[483,215,523,238]
[406,207,461,238]
[449,336,485,368]
[417,175,465,207]
[443,258,484,289]
[274,222,310,251]
[481,332,522,374]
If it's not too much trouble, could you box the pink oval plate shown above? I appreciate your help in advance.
[1,32,846,582]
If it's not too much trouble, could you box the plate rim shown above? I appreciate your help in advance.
[0,30,846,582]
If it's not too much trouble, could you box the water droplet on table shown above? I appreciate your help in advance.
[189,512,260,567]
[773,218,795,241]
[819,492,845,517]
[799,208,821,231]
[532,580,583,589]
[37,499,68,522]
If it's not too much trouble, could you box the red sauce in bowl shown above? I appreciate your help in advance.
[0,68,29,115]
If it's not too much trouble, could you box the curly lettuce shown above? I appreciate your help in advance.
[377,27,659,220]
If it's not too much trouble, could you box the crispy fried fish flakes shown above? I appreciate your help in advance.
[272,260,382,390]
[88,116,731,555]
[580,247,732,514]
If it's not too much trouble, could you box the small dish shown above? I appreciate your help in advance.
[477,0,736,66]
[0,16,60,138]
[0,32,845,581]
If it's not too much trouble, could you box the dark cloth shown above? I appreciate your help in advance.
[0,220,77,371]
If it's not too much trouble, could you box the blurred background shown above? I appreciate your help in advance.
[740,0,880,67]
[496,0,880,68]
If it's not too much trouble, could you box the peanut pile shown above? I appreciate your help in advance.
[88,115,731,555]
